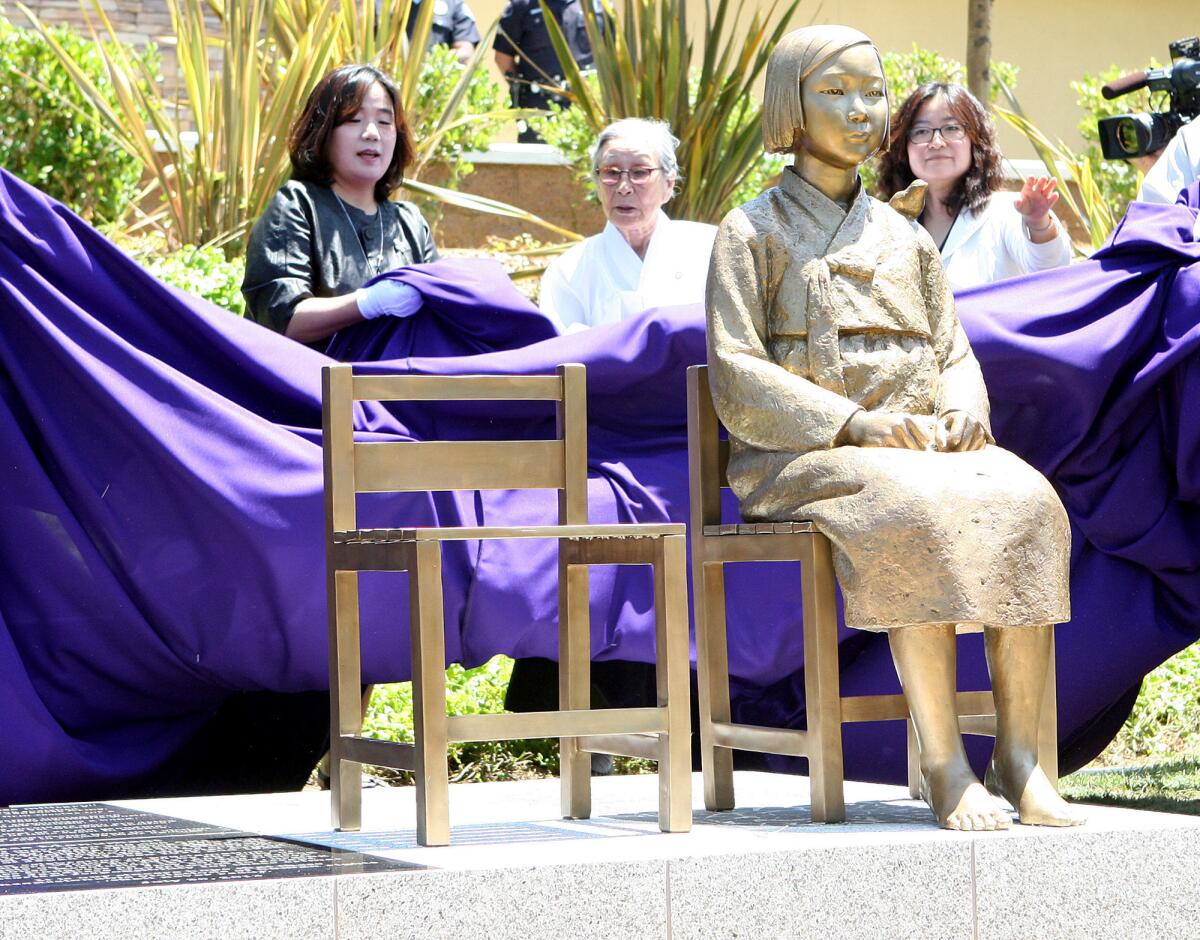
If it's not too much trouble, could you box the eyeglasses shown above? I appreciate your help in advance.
[907,122,968,145]
[596,165,661,186]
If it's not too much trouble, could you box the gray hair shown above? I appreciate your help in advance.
[589,118,681,182]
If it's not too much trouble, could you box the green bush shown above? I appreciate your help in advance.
[127,238,247,317]
[1069,64,1160,225]
[364,656,560,783]
[0,16,152,224]
[409,43,508,227]
[881,44,1018,111]
[362,655,653,783]
[414,44,506,176]
[1113,641,1200,760]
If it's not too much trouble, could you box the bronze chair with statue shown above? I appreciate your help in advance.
[700,24,1081,831]
[687,363,1058,824]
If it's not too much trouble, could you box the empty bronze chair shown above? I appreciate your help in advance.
[323,363,692,845]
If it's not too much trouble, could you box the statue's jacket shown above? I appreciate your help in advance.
[706,169,1071,630]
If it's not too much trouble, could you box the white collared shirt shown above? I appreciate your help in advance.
[1139,119,1200,206]
[932,191,1072,292]
[539,211,718,332]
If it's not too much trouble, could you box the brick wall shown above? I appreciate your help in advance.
[18,0,214,91]
[20,0,173,46]
[14,2,601,246]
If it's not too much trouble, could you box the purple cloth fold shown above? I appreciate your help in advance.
[1,165,1198,804]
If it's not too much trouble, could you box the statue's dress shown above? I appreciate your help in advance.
[707,169,1071,630]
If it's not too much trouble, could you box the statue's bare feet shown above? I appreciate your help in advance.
[985,755,1086,827]
[919,761,1012,831]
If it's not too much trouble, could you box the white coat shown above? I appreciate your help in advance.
[539,211,717,332]
[935,191,1072,292]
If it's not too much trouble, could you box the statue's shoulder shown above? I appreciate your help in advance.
[881,179,928,220]
[717,186,788,240]
[864,199,913,227]
[866,190,929,236]
[863,190,941,261]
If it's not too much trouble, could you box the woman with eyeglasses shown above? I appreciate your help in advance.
[877,82,1071,291]
[538,117,717,333]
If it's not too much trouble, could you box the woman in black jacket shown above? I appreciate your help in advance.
[242,64,438,347]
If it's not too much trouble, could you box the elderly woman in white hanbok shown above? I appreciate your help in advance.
[539,118,717,332]
[511,119,716,757]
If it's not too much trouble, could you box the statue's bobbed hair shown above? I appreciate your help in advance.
[762,25,889,155]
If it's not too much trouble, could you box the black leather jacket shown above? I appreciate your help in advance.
[241,178,437,336]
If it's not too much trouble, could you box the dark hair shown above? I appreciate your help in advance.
[287,64,413,203]
[876,82,1003,216]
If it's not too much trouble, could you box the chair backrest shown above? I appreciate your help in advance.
[686,364,730,532]
[322,363,588,532]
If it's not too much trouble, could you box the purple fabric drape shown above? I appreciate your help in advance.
[2,166,1198,805]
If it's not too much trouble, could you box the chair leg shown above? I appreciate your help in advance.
[411,541,450,847]
[801,535,845,823]
[1039,629,1059,788]
[559,549,591,819]
[695,560,735,812]
[655,534,692,832]
[906,719,921,799]
[329,569,364,831]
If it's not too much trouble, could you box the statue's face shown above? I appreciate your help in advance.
[796,44,887,169]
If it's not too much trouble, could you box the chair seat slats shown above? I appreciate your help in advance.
[333,523,684,543]
[703,521,817,536]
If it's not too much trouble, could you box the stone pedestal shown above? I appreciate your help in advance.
[2,772,1196,939]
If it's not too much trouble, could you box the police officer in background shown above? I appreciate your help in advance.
[394,0,481,65]
[493,0,597,142]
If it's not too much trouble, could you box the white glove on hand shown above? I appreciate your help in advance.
[356,280,423,320]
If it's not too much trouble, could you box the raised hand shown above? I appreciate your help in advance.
[1014,176,1060,234]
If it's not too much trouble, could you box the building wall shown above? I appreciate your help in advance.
[471,0,1196,155]
[17,0,1195,150]
[14,1,1194,242]
[16,0,195,81]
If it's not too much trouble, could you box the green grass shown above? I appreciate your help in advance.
[1101,641,1200,764]
[1062,758,1200,815]
[1061,640,1200,815]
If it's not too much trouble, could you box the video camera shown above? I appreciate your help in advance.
[1097,36,1200,159]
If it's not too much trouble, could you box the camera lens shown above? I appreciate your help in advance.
[1115,118,1144,156]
